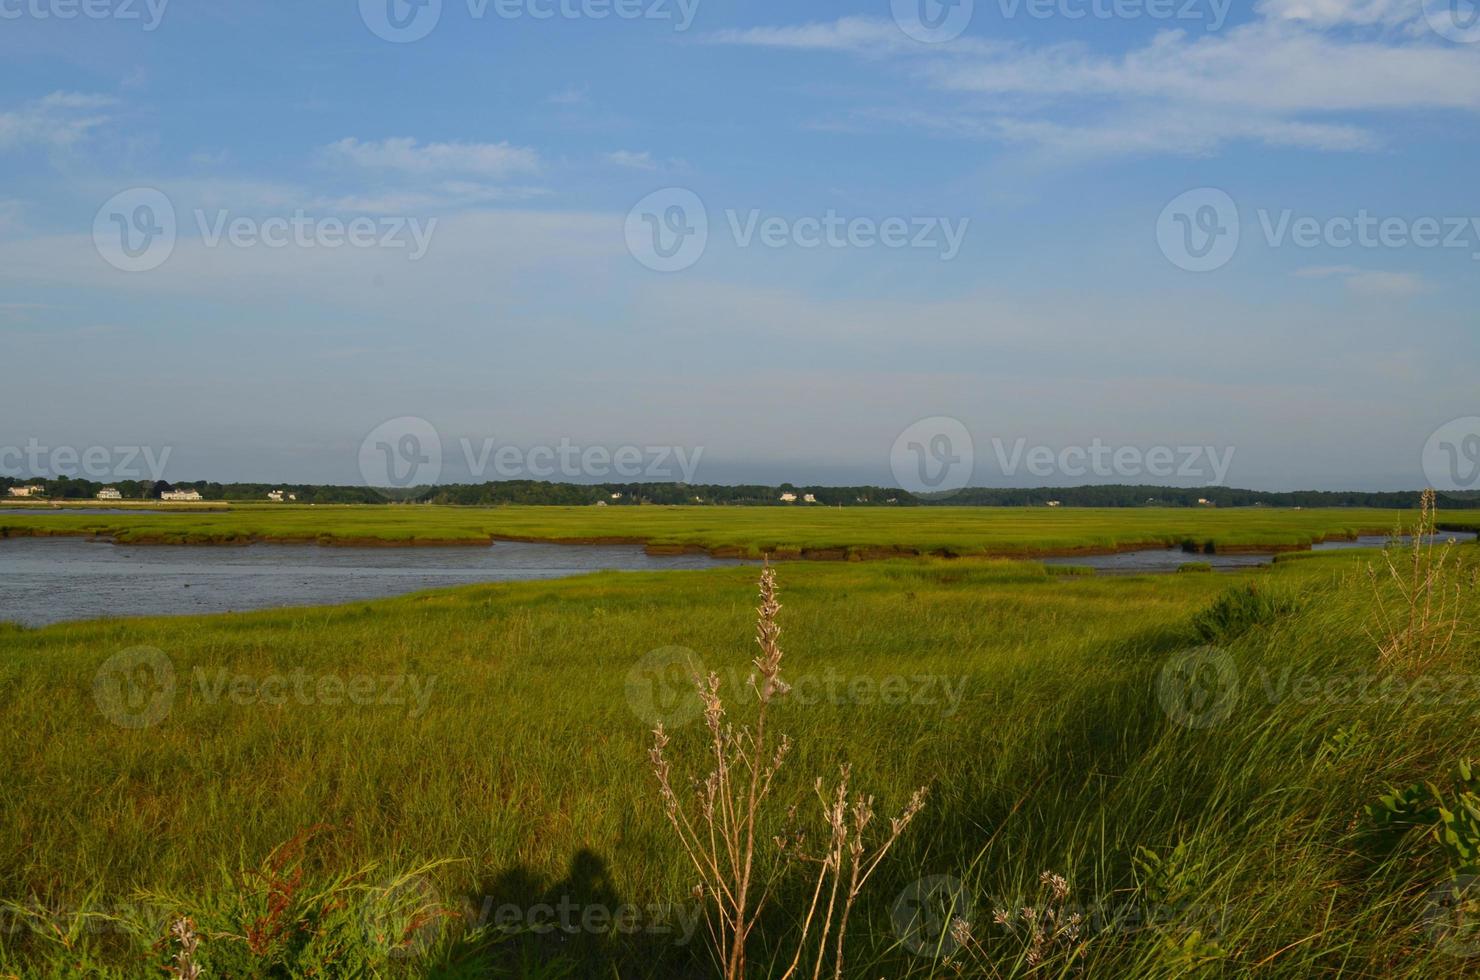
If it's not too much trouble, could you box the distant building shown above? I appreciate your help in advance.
[160,488,203,502]
[268,489,284,502]
[803,493,818,504]
[610,492,623,500]
[779,492,798,503]
[97,487,123,500]
[594,500,608,506]
[7,485,44,497]
[1046,500,1062,507]
[1197,498,1213,506]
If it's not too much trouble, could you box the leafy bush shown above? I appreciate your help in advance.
[1366,759,1480,877]
[1191,583,1302,643]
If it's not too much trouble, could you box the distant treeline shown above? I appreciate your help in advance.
[924,485,1480,509]
[3,475,1477,509]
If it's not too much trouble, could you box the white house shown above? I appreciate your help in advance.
[7,485,44,497]
[779,492,798,503]
[802,493,817,504]
[1197,498,1213,506]
[97,487,123,500]
[266,489,295,502]
[594,499,608,506]
[610,492,623,500]
[161,488,203,502]
[1046,500,1062,507]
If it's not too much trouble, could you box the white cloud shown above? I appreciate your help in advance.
[709,16,953,54]
[710,11,1480,158]
[916,108,1377,155]
[314,181,548,213]
[546,85,590,106]
[603,150,658,170]
[922,25,1480,114]
[1294,265,1432,296]
[1254,0,1427,29]
[0,92,115,152]
[323,137,540,178]
[0,209,624,310]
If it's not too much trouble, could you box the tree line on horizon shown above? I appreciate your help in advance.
[3,475,1477,509]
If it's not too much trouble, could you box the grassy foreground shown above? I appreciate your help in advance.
[2,544,1479,976]
[4,503,1477,557]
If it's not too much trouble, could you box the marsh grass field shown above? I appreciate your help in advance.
[4,503,1479,557]
[2,507,1480,977]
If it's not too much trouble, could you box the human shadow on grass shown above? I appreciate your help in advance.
[446,848,710,979]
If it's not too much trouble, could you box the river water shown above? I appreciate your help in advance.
[0,537,747,627]
[3,530,1473,627]
[1039,532,1476,574]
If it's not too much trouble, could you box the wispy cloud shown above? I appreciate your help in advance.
[314,182,549,213]
[1254,0,1430,30]
[546,85,590,106]
[710,9,1480,159]
[709,16,947,54]
[603,150,658,171]
[0,92,116,152]
[323,137,540,178]
[1294,265,1432,296]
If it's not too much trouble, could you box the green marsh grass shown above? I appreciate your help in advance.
[5,503,1478,557]
[1,546,1477,975]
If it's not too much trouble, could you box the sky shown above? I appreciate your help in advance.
[1,0,1478,492]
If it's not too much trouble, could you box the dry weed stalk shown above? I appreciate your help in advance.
[649,565,926,979]
[777,765,927,980]
[945,871,1083,975]
[167,916,202,980]
[1365,489,1468,671]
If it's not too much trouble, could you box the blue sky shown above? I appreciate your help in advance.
[2,0,1478,491]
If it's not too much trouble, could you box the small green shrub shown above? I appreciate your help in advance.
[1191,583,1302,643]
[1366,760,1480,877]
